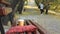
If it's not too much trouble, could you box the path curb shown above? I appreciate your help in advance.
[48,10,60,16]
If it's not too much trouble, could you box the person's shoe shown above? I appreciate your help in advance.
[45,13,48,14]
[40,14,43,16]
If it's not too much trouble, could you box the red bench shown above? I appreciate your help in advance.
[6,25,37,34]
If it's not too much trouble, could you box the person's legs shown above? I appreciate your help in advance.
[2,16,9,25]
[40,9,44,14]
[42,9,44,13]
[40,9,42,14]
[45,9,48,14]
[0,16,5,34]
[8,13,14,25]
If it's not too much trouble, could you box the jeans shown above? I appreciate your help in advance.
[8,13,14,25]
[40,9,44,14]
[0,16,5,34]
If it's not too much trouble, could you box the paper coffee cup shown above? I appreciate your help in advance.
[18,19,24,26]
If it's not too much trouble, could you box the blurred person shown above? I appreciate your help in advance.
[8,0,19,25]
[39,2,44,14]
[45,4,50,14]
[0,0,10,34]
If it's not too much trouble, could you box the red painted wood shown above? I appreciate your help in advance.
[6,25,37,34]
[27,32,32,34]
